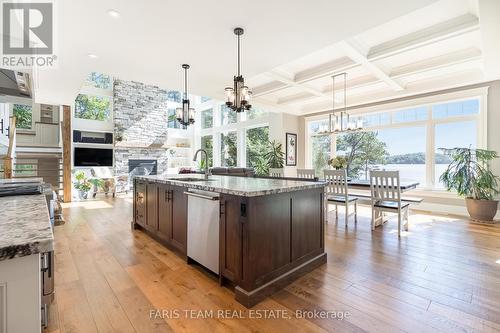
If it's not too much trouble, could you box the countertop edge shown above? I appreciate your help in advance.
[135,175,326,197]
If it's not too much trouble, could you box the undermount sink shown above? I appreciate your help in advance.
[168,177,215,182]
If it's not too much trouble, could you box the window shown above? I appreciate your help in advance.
[336,127,426,184]
[434,120,477,188]
[308,96,482,189]
[85,72,112,90]
[245,107,267,120]
[201,109,213,129]
[75,94,111,121]
[201,96,212,103]
[167,109,180,129]
[432,100,479,119]
[167,91,181,103]
[220,131,237,167]
[309,119,331,177]
[220,105,237,125]
[200,135,213,168]
[393,107,427,123]
[13,104,32,129]
[246,126,269,174]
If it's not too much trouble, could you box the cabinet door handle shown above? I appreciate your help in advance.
[0,119,3,134]
[165,190,170,202]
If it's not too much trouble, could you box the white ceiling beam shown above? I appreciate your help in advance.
[390,47,482,78]
[277,48,482,106]
[294,57,358,83]
[340,40,405,91]
[252,56,358,98]
[252,81,289,97]
[265,70,330,99]
[277,92,317,105]
[367,13,479,61]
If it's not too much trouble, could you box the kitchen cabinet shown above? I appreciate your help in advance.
[134,180,146,227]
[134,181,187,255]
[145,182,158,232]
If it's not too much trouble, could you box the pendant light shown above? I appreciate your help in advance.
[175,64,195,128]
[224,27,252,113]
[321,72,363,134]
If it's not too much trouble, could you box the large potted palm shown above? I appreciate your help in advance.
[440,147,499,221]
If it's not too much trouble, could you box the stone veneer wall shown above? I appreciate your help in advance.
[113,79,172,175]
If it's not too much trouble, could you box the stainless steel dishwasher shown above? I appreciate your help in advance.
[185,189,220,274]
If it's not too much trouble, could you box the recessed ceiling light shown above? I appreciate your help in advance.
[107,9,120,18]
[87,53,98,59]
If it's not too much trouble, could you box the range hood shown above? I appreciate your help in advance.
[0,69,32,99]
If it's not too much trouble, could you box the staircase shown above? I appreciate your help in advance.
[1,116,64,196]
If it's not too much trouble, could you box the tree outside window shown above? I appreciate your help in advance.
[220,131,237,167]
[201,135,213,168]
[75,94,111,121]
[311,134,331,177]
[246,126,269,175]
[13,104,32,129]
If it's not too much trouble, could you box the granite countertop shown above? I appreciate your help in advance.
[136,174,326,197]
[0,194,54,261]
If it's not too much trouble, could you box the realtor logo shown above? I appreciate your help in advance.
[1,0,56,68]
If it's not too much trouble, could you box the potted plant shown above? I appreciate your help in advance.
[328,156,348,170]
[264,140,285,170]
[73,171,92,199]
[440,147,499,221]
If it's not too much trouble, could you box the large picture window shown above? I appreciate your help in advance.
[307,96,483,189]
[246,126,269,172]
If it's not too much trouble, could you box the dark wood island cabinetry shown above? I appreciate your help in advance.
[133,175,326,307]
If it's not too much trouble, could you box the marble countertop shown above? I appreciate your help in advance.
[136,174,326,197]
[0,194,54,261]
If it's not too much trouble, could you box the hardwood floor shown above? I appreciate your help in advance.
[45,195,500,333]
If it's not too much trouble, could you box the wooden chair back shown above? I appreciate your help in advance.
[269,168,284,177]
[369,170,402,204]
[297,168,316,179]
[324,169,348,198]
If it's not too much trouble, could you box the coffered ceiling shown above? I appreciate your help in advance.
[7,0,500,116]
[247,0,500,115]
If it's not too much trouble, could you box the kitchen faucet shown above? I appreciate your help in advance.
[193,149,211,180]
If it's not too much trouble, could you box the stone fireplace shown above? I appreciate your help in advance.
[113,79,172,177]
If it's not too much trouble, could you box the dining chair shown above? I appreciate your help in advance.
[324,169,358,225]
[297,168,316,179]
[269,168,284,177]
[369,170,409,237]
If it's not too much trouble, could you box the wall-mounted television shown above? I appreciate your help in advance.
[74,147,113,167]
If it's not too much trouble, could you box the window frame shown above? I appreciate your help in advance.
[305,87,488,191]
[196,101,270,168]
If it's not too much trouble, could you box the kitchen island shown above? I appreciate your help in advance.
[133,174,327,307]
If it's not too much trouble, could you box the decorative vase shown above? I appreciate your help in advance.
[78,190,88,200]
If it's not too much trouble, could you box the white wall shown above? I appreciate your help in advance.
[269,112,302,177]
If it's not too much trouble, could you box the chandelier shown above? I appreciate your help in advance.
[175,64,195,128]
[322,72,363,134]
[224,27,252,113]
